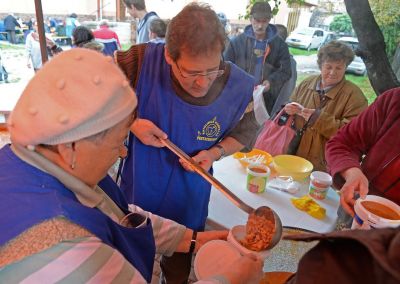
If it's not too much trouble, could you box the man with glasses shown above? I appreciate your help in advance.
[116,3,259,283]
[224,1,292,116]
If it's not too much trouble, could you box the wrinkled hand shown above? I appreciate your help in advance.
[219,254,264,284]
[299,107,315,121]
[179,149,214,172]
[130,118,167,148]
[284,102,303,115]
[340,167,369,216]
[195,230,228,253]
[261,80,271,92]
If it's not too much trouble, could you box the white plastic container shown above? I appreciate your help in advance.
[227,225,270,260]
[246,163,270,193]
[308,171,332,200]
[351,195,400,229]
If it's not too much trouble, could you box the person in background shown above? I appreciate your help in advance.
[26,20,62,72]
[116,3,259,282]
[72,26,104,52]
[270,24,297,117]
[0,49,9,83]
[123,0,159,44]
[93,19,121,48]
[0,48,263,284]
[148,18,167,43]
[326,87,400,229]
[65,13,80,44]
[282,41,367,172]
[3,13,21,44]
[93,19,122,53]
[224,1,292,115]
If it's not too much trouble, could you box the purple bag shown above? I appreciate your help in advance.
[254,109,296,156]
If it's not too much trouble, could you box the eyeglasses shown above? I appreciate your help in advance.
[174,61,225,79]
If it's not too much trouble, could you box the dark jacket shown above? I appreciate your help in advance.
[3,15,20,31]
[224,24,292,113]
[286,228,400,284]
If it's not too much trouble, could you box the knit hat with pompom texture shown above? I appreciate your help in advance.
[8,48,137,147]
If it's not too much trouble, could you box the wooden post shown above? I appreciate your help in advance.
[34,0,48,64]
[116,0,126,21]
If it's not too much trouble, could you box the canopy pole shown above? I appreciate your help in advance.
[34,0,48,65]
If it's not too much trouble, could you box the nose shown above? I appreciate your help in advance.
[119,145,128,159]
[194,75,211,88]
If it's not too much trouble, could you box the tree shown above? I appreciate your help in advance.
[344,0,399,94]
[369,0,400,59]
[329,14,353,35]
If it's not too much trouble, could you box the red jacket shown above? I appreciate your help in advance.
[93,25,121,48]
[326,87,400,204]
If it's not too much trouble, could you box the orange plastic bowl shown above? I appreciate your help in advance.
[233,148,273,169]
[272,155,313,181]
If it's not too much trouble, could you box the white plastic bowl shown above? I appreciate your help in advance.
[227,225,270,260]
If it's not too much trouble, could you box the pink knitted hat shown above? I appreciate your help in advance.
[8,48,137,146]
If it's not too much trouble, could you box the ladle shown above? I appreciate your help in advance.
[160,138,282,249]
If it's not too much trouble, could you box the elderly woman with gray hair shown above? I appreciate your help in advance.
[0,49,262,283]
[282,40,368,171]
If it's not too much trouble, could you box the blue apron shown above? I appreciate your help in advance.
[120,43,254,230]
[0,145,155,283]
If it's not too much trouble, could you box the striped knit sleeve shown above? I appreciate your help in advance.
[114,43,147,89]
[128,204,186,256]
[0,237,147,283]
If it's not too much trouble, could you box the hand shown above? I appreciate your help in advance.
[27,62,31,68]
[261,80,270,92]
[218,254,264,284]
[179,149,214,172]
[299,107,315,121]
[284,102,303,115]
[130,118,167,148]
[340,167,369,216]
[195,230,228,253]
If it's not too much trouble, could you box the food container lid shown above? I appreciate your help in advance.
[310,171,332,185]
[194,240,241,280]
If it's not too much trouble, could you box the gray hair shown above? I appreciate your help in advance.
[317,40,355,68]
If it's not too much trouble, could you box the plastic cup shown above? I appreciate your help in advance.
[246,163,270,193]
[308,171,332,200]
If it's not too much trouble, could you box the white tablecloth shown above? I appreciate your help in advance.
[208,156,340,233]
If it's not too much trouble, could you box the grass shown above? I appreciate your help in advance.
[0,42,25,50]
[289,47,318,56]
[296,72,376,105]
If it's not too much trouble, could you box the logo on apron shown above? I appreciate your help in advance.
[197,117,221,142]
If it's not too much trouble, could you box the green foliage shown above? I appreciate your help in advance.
[329,14,353,34]
[370,0,400,59]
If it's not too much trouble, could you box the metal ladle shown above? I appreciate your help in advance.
[160,138,283,250]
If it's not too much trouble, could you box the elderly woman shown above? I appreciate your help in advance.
[0,49,262,283]
[283,40,368,171]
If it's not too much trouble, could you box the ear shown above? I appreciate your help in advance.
[164,46,173,66]
[57,143,74,167]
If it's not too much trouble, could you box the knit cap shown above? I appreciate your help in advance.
[8,48,137,146]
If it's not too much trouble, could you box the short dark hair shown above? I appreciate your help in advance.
[72,26,94,47]
[250,2,272,20]
[123,0,145,10]
[149,18,167,38]
[166,3,226,61]
[317,40,355,68]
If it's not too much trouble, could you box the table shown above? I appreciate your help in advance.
[207,156,340,233]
